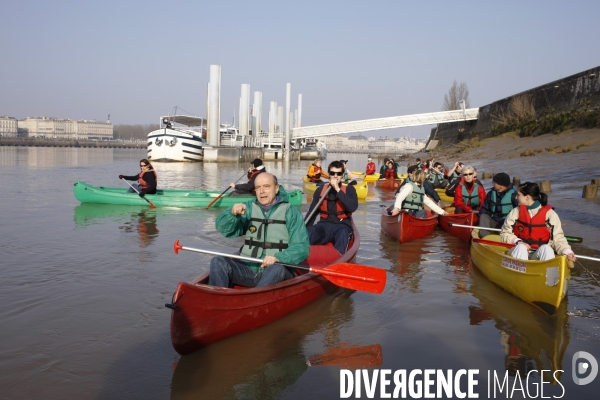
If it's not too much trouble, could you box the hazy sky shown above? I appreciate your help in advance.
[1,0,599,138]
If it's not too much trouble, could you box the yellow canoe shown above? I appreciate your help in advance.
[435,188,454,203]
[470,230,570,315]
[302,176,368,199]
[354,172,407,182]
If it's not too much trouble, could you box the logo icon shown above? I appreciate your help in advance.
[249,225,257,233]
[572,351,598,385]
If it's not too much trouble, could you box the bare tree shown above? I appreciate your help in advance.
[443,80,471,111]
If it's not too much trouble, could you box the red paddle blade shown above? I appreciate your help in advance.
[148,201,157,208]
[312,263,387,294]
[308,344,383,369]
[473,238,514,248]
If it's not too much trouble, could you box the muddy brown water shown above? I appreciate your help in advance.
[1,147,599,399]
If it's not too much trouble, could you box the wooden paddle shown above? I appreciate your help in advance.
[173,240,387,294]
[121,178,157,208]
[472,238,600,262]
[448,223,583,243]
[205,172,247,210]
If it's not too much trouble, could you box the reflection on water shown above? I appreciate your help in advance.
[469,267,569,384]
[307,343,382,369]
[170,289,355,399]
[118,210,160,248]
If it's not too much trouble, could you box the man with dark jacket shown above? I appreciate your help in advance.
[305,160,358,255]
[478,172,519,238]
[230,158,265,196]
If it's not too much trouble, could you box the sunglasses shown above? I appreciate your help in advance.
[463,172,474,176]
[329,171,344,176]
[140,164,147,167]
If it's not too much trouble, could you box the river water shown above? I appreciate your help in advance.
[1,147,599,399]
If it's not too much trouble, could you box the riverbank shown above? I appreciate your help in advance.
[416,128,600,164]
[0,137,145,148]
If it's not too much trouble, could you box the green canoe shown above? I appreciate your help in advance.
[73,181,303,207]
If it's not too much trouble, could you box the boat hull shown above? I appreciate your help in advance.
[439,212,479,241]
[169,224,361,355]
[73,181,302,207]
[375,178,403,190]
[380,208,438,243]
[147,129,206,162]
[469,231,570,315]
[435,188,454,203]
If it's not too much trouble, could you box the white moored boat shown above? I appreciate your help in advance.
[147,115,209,162]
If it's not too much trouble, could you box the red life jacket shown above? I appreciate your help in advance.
[247,169,263,193]
[366,162,376,175]
[383,168,395,179]
[319,184,351,220]
[138,169,158,190]
[513,204,553,249]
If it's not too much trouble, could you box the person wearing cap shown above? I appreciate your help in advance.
[306,159,329,185]
[389,166,448,218]
[230,158,266,196]
[478,172,518,238]
[365,157,377,175]
[453,165,486,214]
[427,162,447,189]
[305,160,359,255]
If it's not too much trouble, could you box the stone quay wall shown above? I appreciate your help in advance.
[428,65,600,148]
[0,137,144,149]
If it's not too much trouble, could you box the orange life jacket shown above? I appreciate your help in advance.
[319,184,351,220]
[307,164,323,182]
[138,170,157,190]
[513,204,553,249]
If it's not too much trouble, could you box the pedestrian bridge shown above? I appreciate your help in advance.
[291,108,479,140]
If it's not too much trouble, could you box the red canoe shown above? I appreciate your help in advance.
[439,212,479,242]
[375,178,403,190]
[380,208,438,243]
[167,223,361,355]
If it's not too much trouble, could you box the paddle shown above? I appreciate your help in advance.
[472,238,600,262]
[173,240,387,294]
[205,172,247,210]
[121,178,157,208]
[304,185,332,224]
[448,223,583,243]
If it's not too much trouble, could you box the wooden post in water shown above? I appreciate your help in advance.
[540,180,552,192]
[583,184,598,198]
[481,172,493,179]
[512,177,520,187]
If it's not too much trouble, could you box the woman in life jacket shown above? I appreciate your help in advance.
[389,168,448,218]
[500,182,576,262]
[306,159,329,185]
[379,160,396,180]
[453,165,486,214]
[119,159,157,196]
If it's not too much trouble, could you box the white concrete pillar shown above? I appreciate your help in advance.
[277,106,284,133]
[297,94,302,128]
[285,83,291,158]
[268,101,277,134]
[207,65,221,147]
[294,109,298,128]
[239,84,250,136]
[253,91,262,137]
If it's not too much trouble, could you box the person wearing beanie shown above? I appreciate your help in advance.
[365,157,377,175]
[478,172,519,237]
[230,158,266,196]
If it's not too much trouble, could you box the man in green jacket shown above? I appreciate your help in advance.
[209,172,310,288]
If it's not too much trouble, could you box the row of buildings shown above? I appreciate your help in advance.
[0,116,113,140]
[319,134,425,153]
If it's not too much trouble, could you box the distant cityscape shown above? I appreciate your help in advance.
[0,116,113,140]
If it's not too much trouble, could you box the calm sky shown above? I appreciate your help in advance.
[1,0,599,138]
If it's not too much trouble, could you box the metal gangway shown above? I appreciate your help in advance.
[291,107,479,140]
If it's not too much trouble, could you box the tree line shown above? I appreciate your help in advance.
[113,124,160,140]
